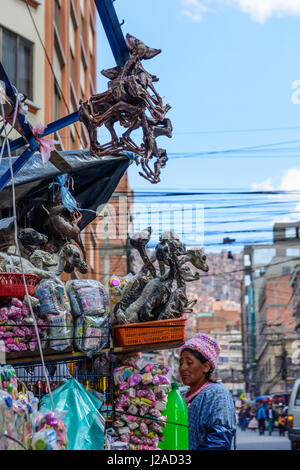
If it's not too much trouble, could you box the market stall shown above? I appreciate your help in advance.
[0,220,206,450]
[0,0,196,449]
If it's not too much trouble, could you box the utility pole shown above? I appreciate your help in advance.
[281,335,288,394]
[264,322,289,395]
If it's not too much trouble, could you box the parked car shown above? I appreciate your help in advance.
[287,379,300,449]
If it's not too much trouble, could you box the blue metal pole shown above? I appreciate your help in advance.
[0,147,36,191]
[94,0,129,66]
[39,111,79,137]
[0,111,80,157]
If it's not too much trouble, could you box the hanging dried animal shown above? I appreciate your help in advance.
[114,228,209,324]
[42,198,86,260]
[79,34,172,184]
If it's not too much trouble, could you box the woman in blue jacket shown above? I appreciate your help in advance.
[179,333,237,450]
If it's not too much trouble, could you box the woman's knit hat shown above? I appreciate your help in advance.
[179,333,220,371]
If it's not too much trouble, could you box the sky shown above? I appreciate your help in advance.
[96,0,300,251]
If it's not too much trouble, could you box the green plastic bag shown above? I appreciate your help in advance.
[39,377,105,450]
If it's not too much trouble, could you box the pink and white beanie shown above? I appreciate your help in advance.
[179,333,220,371]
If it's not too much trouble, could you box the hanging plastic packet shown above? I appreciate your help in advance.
[35,279,71,316]
[46,312,73,351]
[74,315,109,355]
[108,275,129,305]
[66,279,108,317]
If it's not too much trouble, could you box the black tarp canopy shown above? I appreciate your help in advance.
[0,150,131,231]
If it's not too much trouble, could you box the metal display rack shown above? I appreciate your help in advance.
[8,352,114,430]
[0,0,181,444]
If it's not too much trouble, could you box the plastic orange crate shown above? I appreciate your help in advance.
[0,272,39,300]
[114,317,186,347]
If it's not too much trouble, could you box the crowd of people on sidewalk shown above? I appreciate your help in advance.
[237,401,288,436]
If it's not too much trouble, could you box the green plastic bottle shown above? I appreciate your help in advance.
[159,382,189,450]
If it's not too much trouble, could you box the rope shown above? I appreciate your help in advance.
[0,97,55,412]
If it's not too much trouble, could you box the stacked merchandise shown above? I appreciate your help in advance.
[109,355,171,450]
[66,279,109,355]
[34,279,73,352]
[0,277,110,355]
[0,365,67,450]
[0,298,47,354]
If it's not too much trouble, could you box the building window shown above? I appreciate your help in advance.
[89,24,94,54]
[70,49,76,84]
[286,248,300,257]
[80,0,85,17]
[253,248,276,265]
[54,0,61,30]
[54,82,61,121]
[244,254,251,267]
[1,28,33,100]
[70,17,76,57]
[70,128,75,150]
[80,59,85,96]
[282,266,291,276]
[89,241,94,271]
[219,357,229,363]
[285,227,297,239]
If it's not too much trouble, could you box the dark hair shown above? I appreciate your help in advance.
[182,348,216,382]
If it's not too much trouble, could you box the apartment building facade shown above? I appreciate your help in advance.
[0,0,45,136]
[242,222,300,397]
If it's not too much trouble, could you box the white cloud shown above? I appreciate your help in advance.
[181,0,208,22]
[251,178,274,192]
[252,168,300,224]
[278,168,300,192]
[233,0,300,23]
[180,0,300,23]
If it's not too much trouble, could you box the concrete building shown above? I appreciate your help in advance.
[192,301,245,396]
[242,222,300,397]
[196,300,241,334]
[0,0,45,137]
[210,331,245,398]
[44,0,97,150]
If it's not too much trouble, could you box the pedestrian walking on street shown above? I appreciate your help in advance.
[179,333,236,450]
[256,402,267,435]
[266,402,277,436]
[278,404,287,437]
[248,412,258,431]
[238,407,248,431]
[245,406,251,428]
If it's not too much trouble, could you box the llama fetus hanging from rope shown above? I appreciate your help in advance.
[79,34,172,184]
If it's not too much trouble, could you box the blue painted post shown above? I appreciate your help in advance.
[0,112,80,158]
[94,0,129,66]
[0,147,37,191]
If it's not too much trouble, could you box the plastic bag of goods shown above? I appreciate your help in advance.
[39,378,104,450]
[66,279,107,318]
[108,275,129,306]
[34,279,71,316]
[46,312,73,352]
[74,315,109,354]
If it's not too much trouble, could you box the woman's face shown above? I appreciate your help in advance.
[179,350,211,388]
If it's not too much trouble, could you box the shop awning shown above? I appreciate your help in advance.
[0,150,131,231]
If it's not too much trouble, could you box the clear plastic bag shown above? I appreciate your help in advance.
[74,315,109,354]
[35,279,71,316]
[46,312,73,351]
[66,279,107,318]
